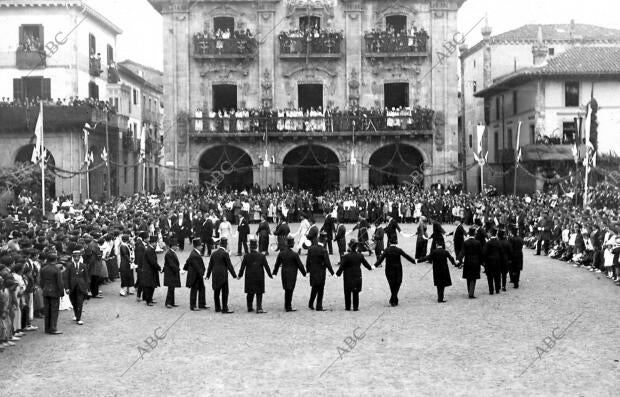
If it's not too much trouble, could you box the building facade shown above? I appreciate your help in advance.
[150,0,465,192]
[459,21,620,193]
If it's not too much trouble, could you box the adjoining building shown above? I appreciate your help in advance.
[459,20,620,193]
[149,0,465,192]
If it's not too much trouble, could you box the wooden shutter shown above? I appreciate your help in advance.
[13,78,23,101]
[38,24,44,45]
[42,78,51,100]
[107,44,113,64]
[19,25,24,45]
[89,33,96,54]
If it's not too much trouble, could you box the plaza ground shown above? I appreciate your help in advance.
[1,223,618,396]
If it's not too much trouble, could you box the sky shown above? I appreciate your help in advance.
[84,0,620,72]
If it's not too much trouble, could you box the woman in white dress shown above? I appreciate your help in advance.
[218,217,233,241]
[295,213,311,254]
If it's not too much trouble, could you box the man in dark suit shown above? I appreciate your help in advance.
[256,215,271,255]
[458,228,483,298]
[40,252,64,334]
[373,220,385,258]
[141,236,161,306]
[274,217,290,251]
[237,213,250,256]
[417,241,457,303]
[374,237,416,306]
[334,221,347,259]
[384,215,401,245]
[65,249,89,325]
[508,226,524,289]
[171,214,184,250]
[305,233,334,311]
[483,228,503,295]
[320,212,336,255]
[184,238,207,311]
[273,236,306,312]
[134,233,146,301]
[163,240,181,308]
[498,229,513,291]
[448,219,466,262]
[206,237,237,313]
[535,213,553,256]
[238,238,272,313]
[201,215,214,256]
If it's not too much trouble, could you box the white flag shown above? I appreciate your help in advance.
[101,146,108,164]
[139,125,147,162]
[83,123,93,165]
[31,102,44,164]
[476,125,486,156]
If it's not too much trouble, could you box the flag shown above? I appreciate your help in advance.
[571,144,579,164]
[516,148,522,164]
[476,125,485,156]
[31,102,44,164]
[83,123,93,165]
[583,103,592,149]
[139,124,147,163]
[101,146,108,165]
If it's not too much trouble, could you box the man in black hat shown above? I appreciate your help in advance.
[305,232,334,311]
[274,216,290,252]
[334,220,347,259]
[206,237,237,313]
[273,236,306,312]
[141,235,161,306]
[237,213,250,256]
[384,214,401,246]
[134,232,147,301]
[374,237,415,306]
[184,238,207,311]
[39,252,64,334]
[483,228,503,295]
[238,238,272,313]
[458,228,483,299]
[320,210,336,255]
[498,229,513,291]
[163,239,181,308]
[336,239,373,311]
[65,249,89,325]
[373,219,385,258]
[508,226,524,289]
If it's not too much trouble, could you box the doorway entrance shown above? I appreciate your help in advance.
[298,84,323,111]
[384,82,409,109]
[212,84,237,112]
[386,15,407,33]
[283,145,339,192]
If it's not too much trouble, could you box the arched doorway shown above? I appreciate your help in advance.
[369,143,424,188]
[14,144,56,197]
[198,145,253,191]
[283,144,340,192]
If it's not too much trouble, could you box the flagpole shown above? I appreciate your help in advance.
[40,102,45,217]
[105,110,111,200]
[513,121,521,195]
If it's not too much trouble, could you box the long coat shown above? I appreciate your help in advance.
[384,219,400,244]
[184,249,205,288]
[256,221,270,252]
[273,248,306,290]
[509,236,524,272]
[453,224,465,257]
[321,214,336,238]
[482,238,503,274]
[40,263,64,298]
[119,243,134,287]
[419,248,456,287]
[134,239,145,286]
[141,244,161,288]
[64,260,89,295]
[459,238,482,280]
[375,245,415,285]
[334,224,347,254]
[274,222,290,250]
[238,251,272,294]
[206,248,237,289]
[163,249,181,288]
[336,251,372,292]
[499,239,513,273]
[305,244,334,286]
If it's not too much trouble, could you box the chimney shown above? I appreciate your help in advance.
[532,25,548,65]
[482,15,493,88]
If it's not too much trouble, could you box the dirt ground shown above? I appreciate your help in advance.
[1,223,618,396]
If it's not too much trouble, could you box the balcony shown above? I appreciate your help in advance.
[520,144,580,163]
[107,63,120,84]
[192,32,257,60]
[89,57,102,77]
[188,112,434,138]
[364,31,429,59]
[0,105,121,133]
[278,31,342,59]
[16,48,46,70]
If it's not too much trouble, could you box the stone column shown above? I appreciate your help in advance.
[344,1,362,109]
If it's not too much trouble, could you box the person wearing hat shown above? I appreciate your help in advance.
[447,218,465,264]
[237,213,250,257]
[320,210,336,255]
[334,220,347,259]
[238,238,272,313]
[498,229,513,292]
[206,237,237,313]
[508,226,524,289]
[336,239,373,311]
[415,217,429,259]
[119,235,134,297]
[305,233,334,311]
[65,249,89,325]
[352,215,372,257]
[141,235,161,306]
[457,228,483,299]
[273,236,306,312]
[256,214,271,256]
[134,232,147,301]
[184,237,208,309]
[374,237,415,307]
[482,228,503,295]
[384,214,401,246]
[273,216,290,252]
[39,252,64,334]
[163,238,181,308]
[294,213,311,256]
[417,240,457,303]
[372,219,385,258]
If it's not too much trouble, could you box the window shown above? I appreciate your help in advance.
[149,98,152,111]
[512,91,518,115]
[495,97,500,120]
[565,81,579,107]
[124,162,128,184]
[213,16,234,33]
[548,48,555,56]
[384,83,409,108]
[484,99,490,125]
[107,44,114,65]
[529,124,535,144]
[507,128,513,149]
[19,25,44,50]
[469,134,473,148]
[133,89,138,105]
[113,97,119,111]
[386,15,407,33]
[89,33,96,55]
[13,77,51,101]
[494,131,499,159]
[472,81,477,93]
[88,82,99,99]
[562,122,577,144]
[300,16,321,30]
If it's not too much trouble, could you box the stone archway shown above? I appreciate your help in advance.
[368,143,424,188]
[282,144,340,192]
[198,145,254,191]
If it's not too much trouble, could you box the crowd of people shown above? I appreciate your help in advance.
[278,28,343,54]
[365,25,429,54]
[17,34,44,53]
[0,97,116,113]
[1,182,619,350]
[193,29,258,56]
[193,106,435,133]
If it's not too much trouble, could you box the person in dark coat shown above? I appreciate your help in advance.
[482,228,502,295]
[65,249,89,325]
[201,215,214,256]
[457,228,482,298]
[237,213,250,256]
[206,237,237,313]
[374,237,415,306]
[448,219,465,262]
[86,237,104,298]
[415,218,429,259]
[475,221,487,252]
[119,235,134,296]
[171,215,184,251]
[274,218,290,251]
[238,238,272,313]
[163,240,181,308]
[498,229,513,291]
[334,222,347,259]
[429,221,446,252]
[508,226,524,289]
[39,252,64,334]
[141,236,161,306]
[134,233,146,301]
[320,211,336,255]
[305,233,334,311]
[384,215,401,245]
[256,215,271,255]
[336,239,373,311]
[417,241,457,303]
[353,216,372,256]
[373,220,385,258]
[184,238,207,311]
[535,213,553,256]
[273,236,306,312]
